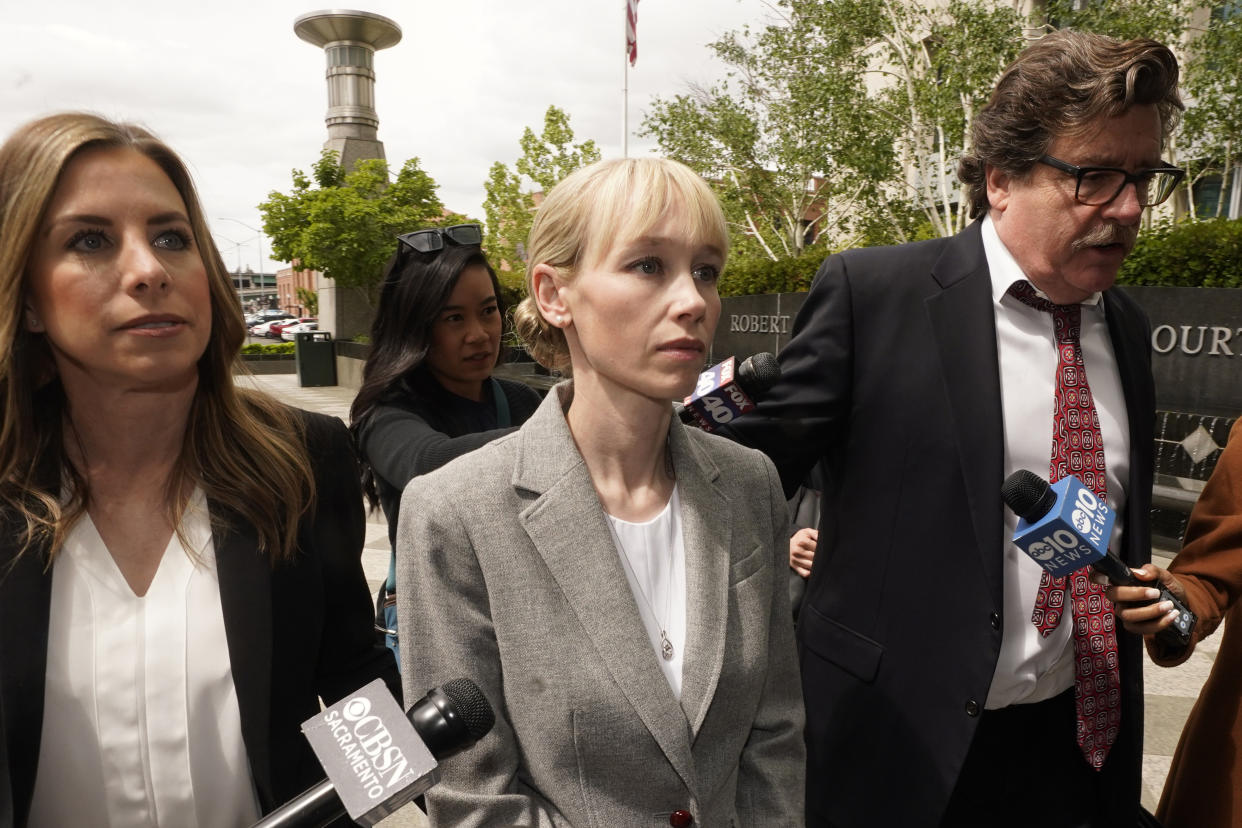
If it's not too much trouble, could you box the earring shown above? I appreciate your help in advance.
[25,311,43,332]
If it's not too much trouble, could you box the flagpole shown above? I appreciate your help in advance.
[622,3,629,158]
[623,54,629,158]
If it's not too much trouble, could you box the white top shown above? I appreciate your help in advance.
[606,486,687,700]
[981,215,1131,709]
[29,488,261,828]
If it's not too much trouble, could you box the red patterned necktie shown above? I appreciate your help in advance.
[1009,280,1120,770]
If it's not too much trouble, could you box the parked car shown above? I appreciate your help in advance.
[250,318,287,337]
[268,317,316,339]
[281,321,319,341]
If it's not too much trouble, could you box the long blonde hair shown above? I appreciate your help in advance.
[0,112,315,565]
[512,157,729,373]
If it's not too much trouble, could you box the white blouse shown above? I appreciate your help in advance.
[606,486,687,700]
[28,488,260,828]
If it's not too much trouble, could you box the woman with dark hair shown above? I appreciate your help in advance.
[350,226,541,661]
[0,112,397,826]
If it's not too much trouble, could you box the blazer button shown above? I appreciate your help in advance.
[990,612,1001,631]
[965,699,981,717]
[670,810,694,827]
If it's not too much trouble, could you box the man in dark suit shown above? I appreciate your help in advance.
[724,30,1184,828]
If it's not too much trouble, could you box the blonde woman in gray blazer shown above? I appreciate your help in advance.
[397,158,805,827]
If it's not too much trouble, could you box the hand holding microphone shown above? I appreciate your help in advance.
[1001,469,1196,650]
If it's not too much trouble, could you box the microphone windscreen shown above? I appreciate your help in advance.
[1000,469,1056,522]
[441,678,496,742]
[737,352,780,396]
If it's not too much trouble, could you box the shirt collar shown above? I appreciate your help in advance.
[980,214,1103,309]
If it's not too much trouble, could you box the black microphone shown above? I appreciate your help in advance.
[676,352,781,431]
[1002,469,1195,649]
[255,678,495,828]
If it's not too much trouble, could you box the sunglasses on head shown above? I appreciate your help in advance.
[397,223,483,254]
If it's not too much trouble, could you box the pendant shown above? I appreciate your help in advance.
[661,631,675,661]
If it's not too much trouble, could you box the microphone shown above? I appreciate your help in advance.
[1002,469,1195,649]
[676,352,781,432]
[255,678,495,828]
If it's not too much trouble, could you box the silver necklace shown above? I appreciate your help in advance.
[608,503,677,661]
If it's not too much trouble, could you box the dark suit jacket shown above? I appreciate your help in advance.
[724,221,1155,828]
[0,410,400,826]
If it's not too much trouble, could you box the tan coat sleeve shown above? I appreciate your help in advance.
[1149,417,1242,666]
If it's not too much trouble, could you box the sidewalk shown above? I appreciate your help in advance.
[238,371,1213,815]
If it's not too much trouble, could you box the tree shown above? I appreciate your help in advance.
[1041,0,1193,44]
[1179,0,1242,218]
[296,287,318,317]
[864,0,1026,238]
[259,150,469,308]
[642,0,1028,255]
[483,106,600,295]
[643,0,897,261]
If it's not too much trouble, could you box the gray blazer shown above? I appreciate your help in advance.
[397,384,805,827]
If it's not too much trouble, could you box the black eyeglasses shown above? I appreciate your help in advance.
[397,223,483,254]
[1038,155,1185,207]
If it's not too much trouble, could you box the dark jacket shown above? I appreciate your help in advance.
[357,370,542,547]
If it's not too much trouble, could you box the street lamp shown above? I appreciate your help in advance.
[216,235,244,273]
[219,217,265,276]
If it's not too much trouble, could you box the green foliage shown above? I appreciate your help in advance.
[1041,0,1192,43]
[869,0,1025,237]
[1118,219,1242,287]
[643,0,896,259]
[720,246,832,296]
[1180,1,1242,218]
[295,287,318,317]
[643,0,1024,253]
[259,149,471,308]
[240,342,296,355]
[483,106,601,296]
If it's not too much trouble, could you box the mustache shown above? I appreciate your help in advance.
[1072,224,1138,252]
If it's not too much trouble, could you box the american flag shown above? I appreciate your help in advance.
[626,0,640,65]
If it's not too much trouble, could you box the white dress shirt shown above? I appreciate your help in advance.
[29,488,260,827]
[981,215,1131,709]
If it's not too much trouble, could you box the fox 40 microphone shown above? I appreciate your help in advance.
[676,352,781,432]
[1001,469,1195,650]
[255,677,495,828]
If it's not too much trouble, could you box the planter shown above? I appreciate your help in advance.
[239,353,296,374]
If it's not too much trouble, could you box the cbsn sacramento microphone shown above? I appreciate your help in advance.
[676,352,780,432]
[1001,469,1195,649]
[255,677,495,828]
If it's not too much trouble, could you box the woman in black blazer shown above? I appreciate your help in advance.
[0,112,398,826]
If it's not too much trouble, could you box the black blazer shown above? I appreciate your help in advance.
[0,410,400,826]
[725,221,1155,828]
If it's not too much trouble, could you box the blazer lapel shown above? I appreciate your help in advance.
[667,422,729,737]
[513,387,697,790]
[0,539,52,825]
[1102,289,1156,564]
[926,222,1006,601]
[211,509,276,807]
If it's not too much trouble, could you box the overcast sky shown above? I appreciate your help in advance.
[2,0,774,273]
